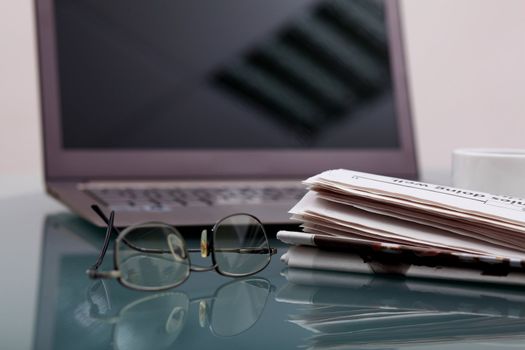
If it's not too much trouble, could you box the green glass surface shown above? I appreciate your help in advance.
[3,195,525,350]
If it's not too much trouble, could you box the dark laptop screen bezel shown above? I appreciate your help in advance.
[35,0,417,180]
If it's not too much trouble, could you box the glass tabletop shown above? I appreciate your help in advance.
[3,194,525,350]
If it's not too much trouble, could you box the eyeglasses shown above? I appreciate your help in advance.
[86,205,277,291]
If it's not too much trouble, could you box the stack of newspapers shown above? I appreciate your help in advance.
[277,169,525,284]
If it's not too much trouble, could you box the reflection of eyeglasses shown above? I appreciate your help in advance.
[86,205,277,291]
[87,277,273,350]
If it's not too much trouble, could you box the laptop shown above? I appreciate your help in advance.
[35,0,417,226]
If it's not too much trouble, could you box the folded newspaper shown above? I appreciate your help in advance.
[277,169,525,283]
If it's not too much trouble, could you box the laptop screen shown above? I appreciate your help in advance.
[54,0,400,150]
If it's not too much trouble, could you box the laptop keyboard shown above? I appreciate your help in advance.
[84,184,306,212]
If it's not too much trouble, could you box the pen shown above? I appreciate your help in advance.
[277,230,525,274]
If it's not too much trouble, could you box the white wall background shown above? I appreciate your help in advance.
[402,0,525,183]
[0,0,42,196]
[1,0,525,195]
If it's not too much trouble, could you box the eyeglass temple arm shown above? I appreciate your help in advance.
[185,247,276,272]
[92,204,122,235]
[187,248,277,255]
[90,205,152,254]
[87,209,115,277]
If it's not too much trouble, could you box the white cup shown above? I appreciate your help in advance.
[452,148,525,198]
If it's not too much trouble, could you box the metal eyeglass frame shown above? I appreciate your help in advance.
[86,205,277,291]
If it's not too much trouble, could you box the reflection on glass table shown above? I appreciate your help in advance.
[87,277,272,350]
[276,268,525,349]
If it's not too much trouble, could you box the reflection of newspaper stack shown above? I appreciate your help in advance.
[276,268,525,349]
[277,169,525,284]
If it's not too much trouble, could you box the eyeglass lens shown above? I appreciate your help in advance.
[116,224,190,290]
[213,214,271,276]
